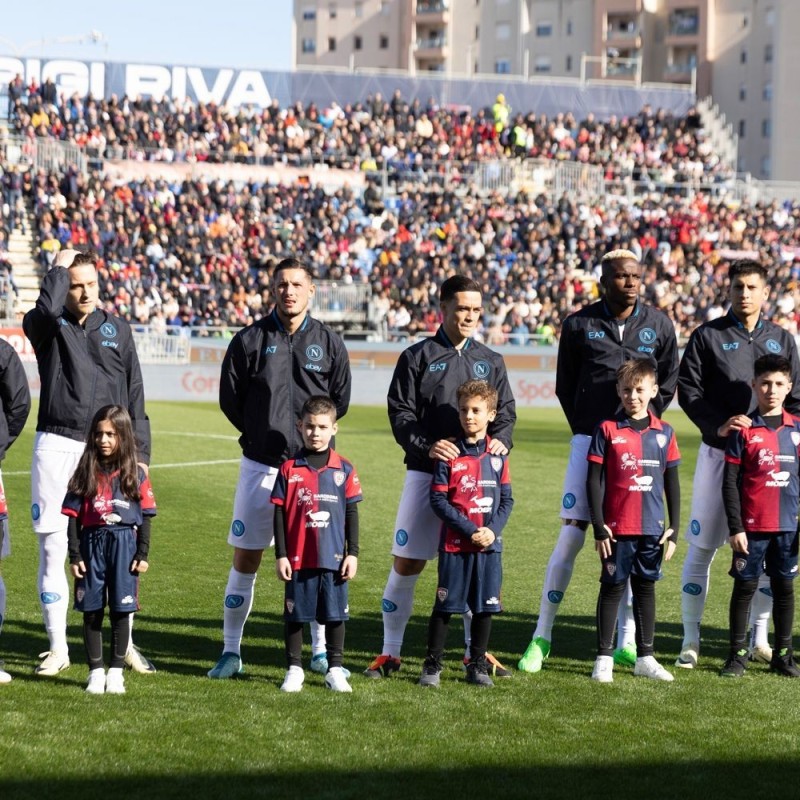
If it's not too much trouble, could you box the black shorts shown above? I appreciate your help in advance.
[729,531,799,581]
[434,551,503,615]
[284,568,349,623]
[74,526,139,613]
[600,535,663,585]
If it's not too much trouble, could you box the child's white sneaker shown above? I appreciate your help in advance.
[634,655,674,682]
[86,668,106,694]
[280,666,304,693]
[325,666,353,692]
[105,667,126,694]
[591,655,614,683]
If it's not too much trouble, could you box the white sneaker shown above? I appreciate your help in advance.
[85,668,106,694]
[749,644,773,664]
[280,666,304,693]
[105,667,126,694]
[634,655,674,682]
[0,667,12,684]
[675,642,699,669]
[324,666,353,693]
[124,645,156,674]
[35,650,70,676]
[591,655,614,683]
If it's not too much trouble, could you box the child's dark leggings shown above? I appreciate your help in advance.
[285,620,345,669]
[729,576,794,656]
[83,609,131,670]
[596,575,656,657]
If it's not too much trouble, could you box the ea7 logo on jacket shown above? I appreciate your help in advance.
[588,331,605,339]
[722,342,739,351]
[264,345,277,354]
[429,362,447,372]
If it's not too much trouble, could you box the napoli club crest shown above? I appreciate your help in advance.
[306,344,324,361]
[100,322,117,339]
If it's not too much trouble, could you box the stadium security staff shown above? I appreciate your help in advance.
[209,258,351,679]
[676,260,800,669]
[518,249,679,673]
[365,274,516,679]
[23,248,152,676]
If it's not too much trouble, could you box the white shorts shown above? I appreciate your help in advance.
[391,470,442,561]
[559,434,592,522]
[227,456,279,550]
[31,432,86,534]
[684,443,728,550]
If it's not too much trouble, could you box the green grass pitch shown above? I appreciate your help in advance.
[1,402,800,799]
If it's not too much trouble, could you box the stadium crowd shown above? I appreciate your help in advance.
[4,82,800,344]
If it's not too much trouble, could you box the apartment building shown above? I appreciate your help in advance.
[293,0,799,179]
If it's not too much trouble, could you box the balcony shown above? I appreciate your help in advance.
[668,10,700,37]
[416,35,448,58]
[414,1,449,25]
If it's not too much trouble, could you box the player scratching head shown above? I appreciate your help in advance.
[616,359,658,421]
[59,249,100,326]
[599,249,642,320]
[752,354,793,417]
[456,380,498,443]
[272,257,316,333]
[728,260,769,331]
[297,395,338,453]
[440,275,483,348]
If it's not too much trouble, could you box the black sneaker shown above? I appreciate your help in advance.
[418,656,443,688]
[770,650,800,678]
[720,655,747,678]
[465,657,494,688]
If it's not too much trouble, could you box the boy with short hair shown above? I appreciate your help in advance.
[271,395,361,693]
[588,359,681,683]
[721,354,800,678]
[418,380,514,688]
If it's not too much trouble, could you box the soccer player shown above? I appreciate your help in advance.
[676,261,800,669]
[418,380,513,689]
[272,396,361,693]
[23,249,152,677]
[720,355,800,678]
[519,249,679,673]
[210,258,351,679]
[588,359,680,683]
[0,337,32,684]
[365,274,516,679]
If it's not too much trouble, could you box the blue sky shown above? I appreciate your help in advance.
[1,1,293,70]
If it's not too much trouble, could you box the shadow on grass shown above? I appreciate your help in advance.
[3,760,800,800]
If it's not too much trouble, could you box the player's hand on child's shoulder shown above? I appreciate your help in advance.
[717,415,752,438]
[275,557,292,582]
[340,555,358,580]
[487,439,509,456]
[428,438,459,462]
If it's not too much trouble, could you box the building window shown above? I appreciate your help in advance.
[765,44,773,63]
[566,55,572,71]
[329,3,337,18]
[669,9,699,35]
[380,34,389,49]
[328,37,336,52]
[764,82,772,100]
[301,38,316,53]
[738,119,746,138]
[740,49,747,64]
[496,22,511,40]
[761,156,771,177]
[536,22,553,37]
[739,84,746,101]
[302,7,317,21]
[355,1,363,17]
[381,1,390,15]
[495,59,511,74]
[766,8,776,26]
[566,19,573,36]
[476,25,480,39]
[354,35,363,51]
[762,118,771,138]
[534,56,551,73]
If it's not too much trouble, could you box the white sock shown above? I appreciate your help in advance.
[617,580,635,649]
[0,575,5,637]
[680,543,716,646]
[222,568,256,656]
[533,523,586,642]
[310,620,326,657]
[749,574,773,649]
[38,532,69,654]
[381,567,420,657]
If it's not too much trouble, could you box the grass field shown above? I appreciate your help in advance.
[2,402,800,799]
